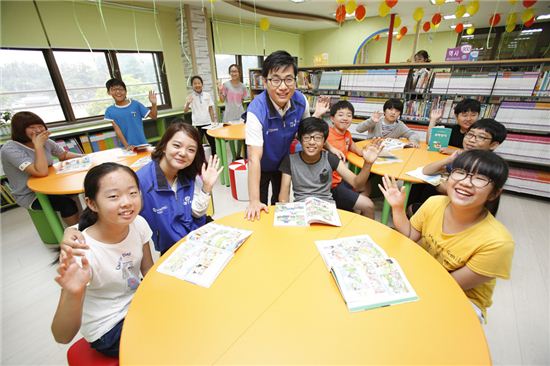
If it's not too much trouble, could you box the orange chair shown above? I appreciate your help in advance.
[67,338,118,366]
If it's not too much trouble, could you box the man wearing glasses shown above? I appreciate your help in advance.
[245,50,342,221]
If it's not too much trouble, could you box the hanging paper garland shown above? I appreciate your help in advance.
[394,15,402,27]
[489,13,501,26]
[434,0,445,5]
[524,16,535,27]
[385,0,398,8]
[399,26,408,36]
[396,34,403,41]
[521,8,535,22]
[522,0,537,8]
[432,12,442,25]
[337,0,346,4]
[466,0,480,16]
[379,1,391,17]
[346,0,357,15]
[355,4,366,21]
[505,23,516,32]
[455,5,466,18]
[466,26,475,34]
[506,12,517,25]
[336,4,346,23]
[508,0,517,4]
[374,34,381,41]
[259,17,270,31]
[455,23,464,33]
[422,21,431,32]
[413,7,424,22]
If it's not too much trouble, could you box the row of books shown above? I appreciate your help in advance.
[495,102,550,133]
[340,69,409,93]
[249,70,265,90]
[55,131,122,155]
[505,167,550,198]
[496,133,550,167]
[56,137,83,155]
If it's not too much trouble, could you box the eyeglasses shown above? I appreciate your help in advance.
[302,134,324,142]
[464,132,491,142]
[267,77,296,87]
[109,87,125,92]
[449,168,492,188]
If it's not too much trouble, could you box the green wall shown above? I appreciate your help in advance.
[302,17,457,66]
[1,0,187,109]
[212,19,303,61]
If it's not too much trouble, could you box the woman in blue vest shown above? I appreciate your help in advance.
[61,120,222,256]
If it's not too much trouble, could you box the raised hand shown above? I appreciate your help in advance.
[362,138,384,164]
[429,108,443,123]
[371,111,382,124]
[313,95,331,117]
[201,154,223,193]
[378,174,407,209]
[55,248,91,295]
[186,94,193,105]
[148,90,157,105]
[217,80,224,95]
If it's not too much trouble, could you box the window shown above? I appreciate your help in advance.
[0,48,171,124]
[54,51,111,119]
[241,55,261,88]
[214,54,262,88]
[0,49,64,122]
[215,54,237,85]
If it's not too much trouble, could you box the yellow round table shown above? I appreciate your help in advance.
[207,123,246,186]
[27,149,151,242]
[120,210,490,365]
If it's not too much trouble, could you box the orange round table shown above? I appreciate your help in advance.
[120,210,490,365]
[207,123,245,186]
[27,149,151,242]
[347,140,451,224]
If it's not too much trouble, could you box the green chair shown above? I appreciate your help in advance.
[27,209,59,245]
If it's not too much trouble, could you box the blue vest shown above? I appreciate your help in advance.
[247,90,306,172]
[137,160,206,253]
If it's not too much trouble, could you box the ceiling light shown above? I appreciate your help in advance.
[520,28,543,34]
[289,0,305,3]
[461,35,475,39]
[443,13,471,20]
[331,12,355,19]
[430,0,455,4]
[450,23,472,29]
[536,14,550,20]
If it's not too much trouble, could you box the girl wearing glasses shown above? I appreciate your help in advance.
[218,64,248,123]
[380,150,514,323]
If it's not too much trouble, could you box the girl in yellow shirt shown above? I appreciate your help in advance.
[379,150,514,322]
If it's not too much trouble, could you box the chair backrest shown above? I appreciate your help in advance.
[67,338,119,366]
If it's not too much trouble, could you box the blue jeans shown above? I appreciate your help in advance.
[90,318,124,357]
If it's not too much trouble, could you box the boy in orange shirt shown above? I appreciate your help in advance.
[328,100,376,219]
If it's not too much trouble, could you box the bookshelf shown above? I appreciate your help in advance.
[249,59,550,198]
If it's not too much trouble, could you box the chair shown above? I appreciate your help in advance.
[27,209,58,245]
[67,338,118,366]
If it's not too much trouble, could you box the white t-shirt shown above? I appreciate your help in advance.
[80,215,152,342]
[245,93,310,147]
[189,91,214,126]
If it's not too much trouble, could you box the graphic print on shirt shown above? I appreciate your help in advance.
[116,251,140,290]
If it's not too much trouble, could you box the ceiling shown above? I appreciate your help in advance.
[113,0,550,33]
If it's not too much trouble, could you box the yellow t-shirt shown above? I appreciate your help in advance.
[410,196,514,318]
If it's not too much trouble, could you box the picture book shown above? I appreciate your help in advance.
[54,156,92,174]
[274,197,341,227]
[428,127,452,151]
[316,234,418,312]
[156,223,253,288]
[405,167,442,186]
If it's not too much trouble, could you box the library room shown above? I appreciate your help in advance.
[1,0,548,364]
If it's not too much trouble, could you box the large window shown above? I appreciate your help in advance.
[214,54,262,88]
[0,48,171,124]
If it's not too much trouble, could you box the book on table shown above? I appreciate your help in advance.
[405,166,441,186]
[53,156,92,174]
[428,126,452,151]
[316,234,418,312]
[156,223,252,288]
[274,197,341,227]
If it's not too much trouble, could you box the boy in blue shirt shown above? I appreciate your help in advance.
[104,78,157,149]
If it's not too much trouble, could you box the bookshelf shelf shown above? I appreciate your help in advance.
[249,58,550,198]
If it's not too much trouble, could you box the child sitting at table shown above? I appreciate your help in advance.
[355,98,420,147]
[104,78,157,150]
[408,118,507,216]
[0,111,81,225]
[380,150,514,323]
[327,100,376,218]
[184,75,217,154]
[279,117,382,218]
[51,162,154,358]
[427,98,481,151]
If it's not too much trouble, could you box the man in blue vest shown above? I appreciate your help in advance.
[245,50,344,221]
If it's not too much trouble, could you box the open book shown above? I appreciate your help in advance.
[406,166,441,186]
[54,156,92,174]
[274,197,341,227]
[316,234,418,312]
[156,223,252,288]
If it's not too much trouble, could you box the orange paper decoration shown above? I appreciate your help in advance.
[489,13,501,26]
[523,0,537,8]
[385,0,398,8]
[355,4,366,20]
[422,21,431,32]
[374,34,381,41]
[524,16,535,27]
[432,13,442,25]
[399,26,408,36]
[455,23,464,33]
[335,4,346,23]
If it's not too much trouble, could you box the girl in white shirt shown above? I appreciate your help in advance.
[51,162,154,357]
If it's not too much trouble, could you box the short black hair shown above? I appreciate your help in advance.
[330,100,355,117]
[261,50,297,78]
[454,98,481,115]
[383,98,404,114]
[190,75,203,85]
[10,111,47,143]
[452,150,509,193]
[297,117,329,142]
[415,50,431,62]
[105,78,126,92]
[469,118,507,143]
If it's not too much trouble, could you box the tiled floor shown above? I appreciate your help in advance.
[1,184,548,365]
